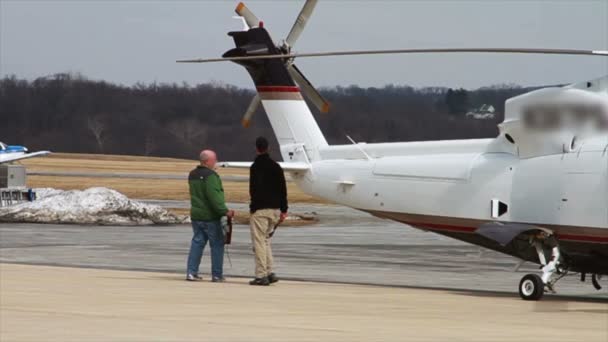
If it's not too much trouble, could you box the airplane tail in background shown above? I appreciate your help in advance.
[223,27,328,163]
[179,1,608,164]
[256,84,328,162]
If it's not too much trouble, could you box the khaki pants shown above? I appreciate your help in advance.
[250,209,280,278]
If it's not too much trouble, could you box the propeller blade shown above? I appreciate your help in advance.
[235,2,260,29]
[288,64,330,113]
[177,48,608,63]
[285,0,318,48]
[242,94,261,128]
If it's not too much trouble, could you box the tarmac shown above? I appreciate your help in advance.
[1,263,607,342]
[1,204,607,341]
[1,202,607,296]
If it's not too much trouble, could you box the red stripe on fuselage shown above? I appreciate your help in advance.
[256,86,300,93]
[407,222,476,233]
[555,234,608,243]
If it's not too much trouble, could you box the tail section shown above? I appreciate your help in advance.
[224,27,328,162]
[257,85,328,162]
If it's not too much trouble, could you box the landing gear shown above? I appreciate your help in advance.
[540,251,563,294]
[519,274,544,300]
[517,231,564,300]
[591,274,603,290]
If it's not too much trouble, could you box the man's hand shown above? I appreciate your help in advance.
[279,212,288,223]
[227,210,235,218]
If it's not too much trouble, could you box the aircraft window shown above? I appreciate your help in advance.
[597,113,608,130]
[590,106,607,131]
[542,109,561,129]
[566,104,607,132]
[572,106,592,122]
[523,104,607,132]
[523,107,561,130]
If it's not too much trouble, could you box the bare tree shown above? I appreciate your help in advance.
[0,74,532,160]
[167,118,207,148]
[143,126,158,156]
[87,115,107,152]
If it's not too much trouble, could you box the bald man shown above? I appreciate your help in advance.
[186,149,234,282]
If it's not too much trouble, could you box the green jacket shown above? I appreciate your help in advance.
[188,166,228,221]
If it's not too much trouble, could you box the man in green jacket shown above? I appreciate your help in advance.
[186,149,234,282]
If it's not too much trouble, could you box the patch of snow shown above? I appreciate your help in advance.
[0,187,187,225]
[34,187,65,199]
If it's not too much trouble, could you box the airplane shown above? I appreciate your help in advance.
[0,141,51,164]
[179,1,608,300]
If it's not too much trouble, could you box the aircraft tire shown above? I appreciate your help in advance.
[519,274,544,301]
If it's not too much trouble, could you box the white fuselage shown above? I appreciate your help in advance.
[292,135,608,237]
[254,76,608,257]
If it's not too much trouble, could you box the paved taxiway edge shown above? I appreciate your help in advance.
[1,263,607,342]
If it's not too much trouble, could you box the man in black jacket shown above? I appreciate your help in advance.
[248,136,288,286]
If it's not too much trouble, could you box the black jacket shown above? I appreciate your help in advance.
[249,153,288,213]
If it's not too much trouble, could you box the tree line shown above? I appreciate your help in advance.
[0,73,537,161]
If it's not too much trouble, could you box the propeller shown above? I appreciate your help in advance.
[284,0,318,51]
[234,2,260,29]
[288,63,329,113]
[241,94,261,128]
[178,2,608,128]
[232,1,328,127]
[178,48,608,64]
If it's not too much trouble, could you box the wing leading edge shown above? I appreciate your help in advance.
[0,151,51,164]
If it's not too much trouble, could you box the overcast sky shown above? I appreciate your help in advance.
[1,0,607,89]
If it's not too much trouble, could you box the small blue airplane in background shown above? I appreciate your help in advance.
[0,141,50,164]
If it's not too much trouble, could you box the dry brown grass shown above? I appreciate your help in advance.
[20,152,248,177]
[28,175,320,203]
[24,153,324,204]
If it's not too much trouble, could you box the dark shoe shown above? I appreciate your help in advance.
[212,276,226,283]
[268,273,279,284]
[249,277,270,286]
[186,274,202,281]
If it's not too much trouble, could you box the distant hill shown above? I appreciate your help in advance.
[0,73,536,160]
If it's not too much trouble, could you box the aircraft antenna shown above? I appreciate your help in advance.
[346,135,373,161]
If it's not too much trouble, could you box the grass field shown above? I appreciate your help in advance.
[20,153,323,204]
[21,152,248,176]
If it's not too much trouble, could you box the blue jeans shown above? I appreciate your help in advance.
[186,220,224,278]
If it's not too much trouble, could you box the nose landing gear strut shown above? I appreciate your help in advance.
[519,232,563,301]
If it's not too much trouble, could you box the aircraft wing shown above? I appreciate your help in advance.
[0,151,51,164]
[218,161,310,172]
